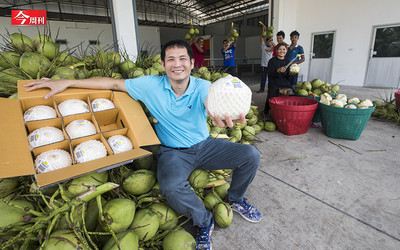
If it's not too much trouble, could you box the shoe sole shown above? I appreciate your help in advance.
[232,208,262,223]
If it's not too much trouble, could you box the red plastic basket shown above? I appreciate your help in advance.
[269,96,318,135]
[395,89,400,109]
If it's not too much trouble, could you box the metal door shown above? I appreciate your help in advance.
[365,24,400,88]
[308,32,335,83]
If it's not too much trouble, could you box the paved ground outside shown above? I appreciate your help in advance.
[210,73,400,250]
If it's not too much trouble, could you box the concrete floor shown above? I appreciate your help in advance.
[211,75,400,250]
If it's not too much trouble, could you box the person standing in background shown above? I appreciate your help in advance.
[286,30,305,88]
[258,26,274,93]
[221,38,237,76]
[272,30,287,57]
[190,37,207,68]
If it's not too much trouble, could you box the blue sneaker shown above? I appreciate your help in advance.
[195,217,214,250]
[231,198,262,223]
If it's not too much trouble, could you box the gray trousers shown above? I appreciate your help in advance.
[157,137,260,226]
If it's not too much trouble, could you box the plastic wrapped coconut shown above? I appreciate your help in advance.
[108,135,133,154]
[66,119,97,139]
[23,105,57,122]
[35,149,72,173]
[74,139,107,163]
[91,98,115,112]
[28,127,64,150]
[58,99,90,116]
[207,75,252,120]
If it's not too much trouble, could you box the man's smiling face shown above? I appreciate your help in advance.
[162,46,194,85]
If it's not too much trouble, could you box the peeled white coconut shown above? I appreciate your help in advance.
[289,64,301,74]
[358,99,374,109]
[35,149,72,173]
[24,105,57,122]
[28,127,64,150]
[58,99,90,116]
[320,93,332,104]
[348,97,360,104]
[207,75,252,120]
[345,103,358,109]
[336,94,347,103]
[107,135,133,154]
[91,98,115,112]
[66,120,97,139]
[330,99,345,108]
[74,139,107,163]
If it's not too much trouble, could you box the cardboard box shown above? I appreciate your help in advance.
[0,80,160,188]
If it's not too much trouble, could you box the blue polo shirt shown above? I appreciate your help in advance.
[125,75,211,148]
[286,44,304,63]
[222,46,236,67]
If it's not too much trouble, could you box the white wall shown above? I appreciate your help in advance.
[273,0,400,86]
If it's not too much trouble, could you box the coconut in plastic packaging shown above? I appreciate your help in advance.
[58,99,90,116]
[66,120,97,139]
[74,139,107,163]
[35,149,72,173]
[23,105,57,122]
[28,127,64,150]
[108,135,133,154]
[91,98,115,112]
[207,75,252,120]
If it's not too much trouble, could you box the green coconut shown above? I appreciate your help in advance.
[132,68,145,78]
[101,198,136,232]
[264,121,276,132]
[311,79,323,89]
[202,71,211,81]
[37,41,58,60]
[198,67,208,75]
[10,33,34,52]
[0,200,33,228]
[247,115,258,126]
[43,230,89,250]
[251,124,262,135]
[0,68,25,84]
[152,62,164,73]
[0,51,20,68]
[119,60,135,75]
[211,72,222,82]
[213,203,233,228]
[296,89,308,96]
[123,169,156,195]
[149,202,179,230]
[152,54,161,63]
[203,192,223,210]
[56,52,73,66]
[53,66,78,78]
[214,182,230,200]
[32,34,53,49]
[97,52,121,69]
[373,100,383,109]
[242,126,255,141]
[145,67,159,75]
[162,228,196,250]
[19,51,51,78]
[188,169,209,188]
[103,231,139,250]
[229,126,242,141]
[130,208,159,242]
[0,178,19,198]
[302,81,312,91]
[67,171,108,196]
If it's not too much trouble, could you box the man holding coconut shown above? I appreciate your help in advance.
[25,39,262,250]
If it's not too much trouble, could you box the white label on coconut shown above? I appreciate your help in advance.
[37,160,49,173]
[75,150,85,159]
[29,133,39,142]
[232,78,243,88]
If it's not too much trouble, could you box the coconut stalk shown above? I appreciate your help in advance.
[1,182,119,249]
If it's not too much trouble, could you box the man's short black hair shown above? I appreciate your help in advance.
[161,39,194,62]
[290,30,300,37]
[223,39,228,43]
[277,30,285,38]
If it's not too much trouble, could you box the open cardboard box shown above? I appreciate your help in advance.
[0,80,160,188]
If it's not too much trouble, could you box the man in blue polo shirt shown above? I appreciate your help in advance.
[222,38,237,76]
[25,39,262,250]
[286,30,305,88]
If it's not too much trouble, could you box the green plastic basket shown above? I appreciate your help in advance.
[319,103,375,140]
[296,94,321,123]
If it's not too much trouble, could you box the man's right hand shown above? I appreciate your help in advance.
[24,78,71,99]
